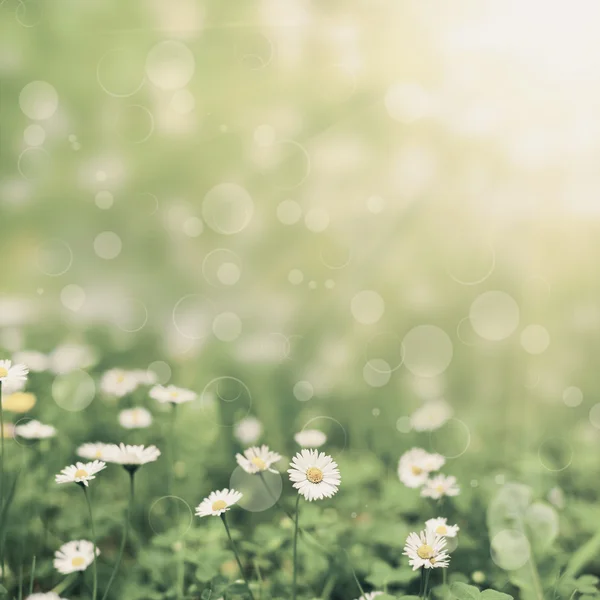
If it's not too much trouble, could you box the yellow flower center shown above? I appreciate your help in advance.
[0,367,8,378]
[212,499,227,511]
[71,556,85,567]
[417,544,434,560]
[436,485,445,493]
[116,374,125,383]
[170,391,178,398]
[306,467,323,483]
[95,450,103,458]
[411,466,423,475]
[436,525,448,535]
[74,469,89,479]
[251,457,267,470]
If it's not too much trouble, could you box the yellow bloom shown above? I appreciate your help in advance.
[2,392,36,413]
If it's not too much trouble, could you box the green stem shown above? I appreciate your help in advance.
[220,513,255,600]
[258,472,294,520]
[51,573,77,595]
[565,526,600,579]
[82,486,98,600]
[0,379,4,583]
[29,555,36,596]
[423,568,431,600]
[292,494,301,600]
[101,470,135,600]
[168,403,177,494]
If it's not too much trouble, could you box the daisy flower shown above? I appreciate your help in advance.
[355,594,384,600]
[118,407,152,429]
[288,449,341,501]
[410,399,453,432]
[425,517,460,537]
[403,529,450,570]
[398,448,445,488]
[49,344,96,374]
[150,384,196,405]
[195,488,243,517]
[104,443,161,468]
[100,369,139,398]
[13,350,49,373]
[130,369,158,385]
[2,392,36,413]
[0,360,28,394]
[421,474,460,499]
[77,442,115,461]
[53,540,99,574]
[294,429,327,448]
[233,416,262,445]
[15,419,56,439]
[55,460,106,487]
[236,445,282,474]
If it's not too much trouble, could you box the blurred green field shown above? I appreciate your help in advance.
[3,1,600,599]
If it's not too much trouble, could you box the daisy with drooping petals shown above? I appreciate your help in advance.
[288,449,341,501]
[77,442,115,461]
[403,529,450,570]
[236,445,281,474]
[26,593,70,600]
[2,392,36,413]
[425,517,460,537]
[15,419,56,439]
[354,593,384,600]
[55,460,106,486]
[421,474,460,499]
[53,540,99,574]
[398,448,445,488]
[150,384,196,404]
[100,369,139,398]
[104,443,161,468]
[294,429,327,448]
[118,407,152,429]
[410,399,453,432]
[0,360,28,394]
[195,488,243,517]
[233,416,263,445]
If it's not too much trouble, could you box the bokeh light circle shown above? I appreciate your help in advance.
[146,41,195,90]
[351,290,385,325]
[563,386,583,407]
[293,380,314,402]
[37,239,73,276]
[520,324,550,354]
[402,325,453,377]
[95,191,114,210]
[429,418,471,459]
[364,331,404,372]
[363,359,392,387]
[304,208,330,232]
[96,48,146,98]
[202,183,254,234]
[19,81,58,120]
[589,403,600,429]
[24,124,46,146]
[277,199,302,224]
[148,496,193,536]
[538,438,573,471]
[61,284,86,312]
[200,376,252,426]
[148,361,171,384]
[94,231,122,259]
[52,370,95,412]
[230,467,282,512]
[469,291,520,341]
[202,249,242,287]
[172,294,213,340]
[490,530,531,570]
[115,299,149,333]
[212,312,242,342]
[288,269,304,285]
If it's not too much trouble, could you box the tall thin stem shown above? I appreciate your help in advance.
[168,403,177,494]
[292,494,301,600]
[29,555,36,596]
[101,470,135,600]
[423,568,431,600]
[220,513,255,600]
[0,380,4,584]
[82,486,98,600]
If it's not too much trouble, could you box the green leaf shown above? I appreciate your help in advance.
[0,586,8,597]
[450,582,481,600]
[480,590,514,600]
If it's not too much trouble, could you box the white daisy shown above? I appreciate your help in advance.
[76,442,115,461]
[398,448,445,488]
[236,445,282,474]
[294,429,327,448]
[354,593,384,600]
[26,593,70,600]
[118,407,153,429]
[195,488,243,517]
[288,449,341,501]
[421,474,460,499]
[150,384,196,404]
[130,369,158,385]
[0,360,29,394]
[404,529,450,570]
[425,517,460,538]
[13,350,49,373]
[410,399,453,432]
[104,443,161,467]
[55,460,106,486]
[49,344,96,374]
[233,416,263,445]
[15,419,56,439]
[100,369,139,398]
[53,540,99,574]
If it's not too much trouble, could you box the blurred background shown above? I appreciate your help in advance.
[2,0,600,484]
